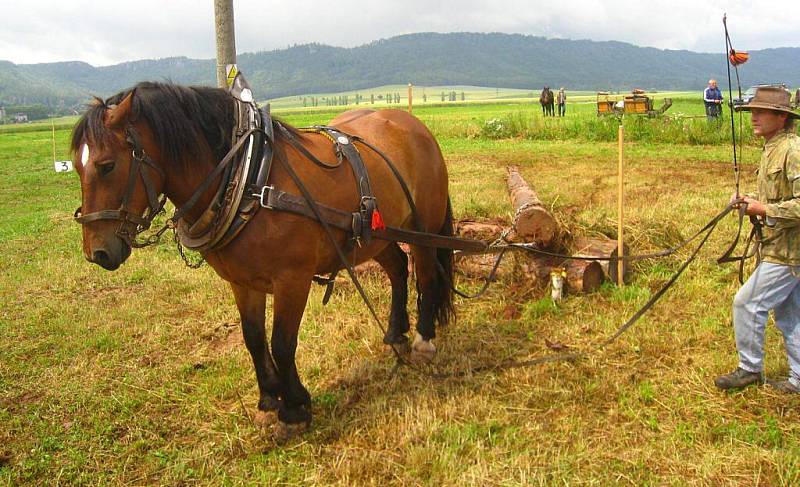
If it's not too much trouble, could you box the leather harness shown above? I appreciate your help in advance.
[74,73,485,276]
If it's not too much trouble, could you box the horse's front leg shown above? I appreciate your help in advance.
[270,272,314,441]
[231,283,282,422]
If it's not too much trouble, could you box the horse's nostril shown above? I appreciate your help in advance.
[92,249,115,270]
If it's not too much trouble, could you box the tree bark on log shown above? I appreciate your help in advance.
[454,219,506,242]
[454,252,508,281]
[572,236,630,284]
[506,166,558,247]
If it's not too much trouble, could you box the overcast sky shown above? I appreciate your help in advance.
[1,0,797,66]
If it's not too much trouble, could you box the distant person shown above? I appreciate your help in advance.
[795,88,800,108]
[704,79,723,120]
[714,86,800,394]
[557,87,566,117]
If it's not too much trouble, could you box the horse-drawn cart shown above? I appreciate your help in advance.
[597,90,672,117]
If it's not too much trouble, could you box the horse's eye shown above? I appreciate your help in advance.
[97,160,116,176]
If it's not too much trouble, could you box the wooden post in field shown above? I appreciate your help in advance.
[214,0,236,88]
[51,119,56,163]
[617,124,625,286]
[408,83,413,113]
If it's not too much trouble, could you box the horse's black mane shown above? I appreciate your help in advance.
[70,81,299,165]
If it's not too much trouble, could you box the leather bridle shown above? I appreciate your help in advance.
[74,126,168,248]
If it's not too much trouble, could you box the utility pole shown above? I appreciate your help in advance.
[214,0,236,88]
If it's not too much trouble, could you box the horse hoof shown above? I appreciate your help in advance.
[272,421,308,444]
[411,333,436,362]
[254,409,278,428]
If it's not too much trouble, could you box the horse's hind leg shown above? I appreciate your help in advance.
[409,244,454,362]
[231,283,282,421]
[374,243,411,348]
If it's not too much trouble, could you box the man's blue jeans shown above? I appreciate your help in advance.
[734,262,800,387]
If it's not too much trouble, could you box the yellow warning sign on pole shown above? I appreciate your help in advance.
[226,64,238,88]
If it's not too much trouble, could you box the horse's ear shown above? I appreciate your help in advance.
[105,91,135,130]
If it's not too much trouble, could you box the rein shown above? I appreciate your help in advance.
[723,13,744,198]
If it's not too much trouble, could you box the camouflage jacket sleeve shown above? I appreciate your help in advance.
[764,146,800,229]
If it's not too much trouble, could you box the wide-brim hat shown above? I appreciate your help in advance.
[735,86,800,119]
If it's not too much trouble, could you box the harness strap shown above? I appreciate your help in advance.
[171,127,258,224]
[259,186,487,252]
[74,209,150,226]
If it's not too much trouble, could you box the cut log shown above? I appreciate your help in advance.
[521,254,604,294]
[506,166,558,247]
[564,259,604,293]
[572,236,630,284]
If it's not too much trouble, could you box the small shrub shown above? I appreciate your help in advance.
[481,118,509,139]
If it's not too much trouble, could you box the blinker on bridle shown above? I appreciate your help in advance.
[74,126,169,248]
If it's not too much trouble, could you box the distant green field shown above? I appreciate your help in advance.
[1,88,745,148]
[0,85,700,126]
[264,84,695,111]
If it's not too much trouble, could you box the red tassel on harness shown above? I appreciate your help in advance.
[371,210,386,231]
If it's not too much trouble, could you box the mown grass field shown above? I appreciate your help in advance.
[2,94,800,486]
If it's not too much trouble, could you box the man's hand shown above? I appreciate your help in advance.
[741,196,767,217]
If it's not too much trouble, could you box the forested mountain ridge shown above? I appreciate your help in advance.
[2,32,798,110]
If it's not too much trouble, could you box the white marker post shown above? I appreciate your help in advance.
[408,83,413,114]
[52,118,73,173]
[617,124,624,286]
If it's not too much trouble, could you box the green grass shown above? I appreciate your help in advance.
[2,100,798,485]
[269,94,753,146]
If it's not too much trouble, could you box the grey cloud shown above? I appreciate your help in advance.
[0,0,797,66]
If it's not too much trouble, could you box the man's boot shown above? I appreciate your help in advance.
[767,379,800,394]
[714,367,764,390]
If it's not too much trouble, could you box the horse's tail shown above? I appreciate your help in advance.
[433,197,456,327]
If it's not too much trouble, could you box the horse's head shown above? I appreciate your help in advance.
[72,82,238,269]
[71,90,166,270]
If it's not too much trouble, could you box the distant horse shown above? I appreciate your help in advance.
[70,82,455,440]
[540,87,555,116]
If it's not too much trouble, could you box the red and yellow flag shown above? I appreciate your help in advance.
[729,49,749,66]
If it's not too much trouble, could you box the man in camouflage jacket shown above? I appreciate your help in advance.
[715,86,800,393]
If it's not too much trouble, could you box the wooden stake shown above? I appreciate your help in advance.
[51,118,56,163]
[408,83,413,113]
[617,125,624,286]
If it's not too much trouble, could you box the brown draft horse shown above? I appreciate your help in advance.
[71,82,455,439]
[539,86,555,116]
